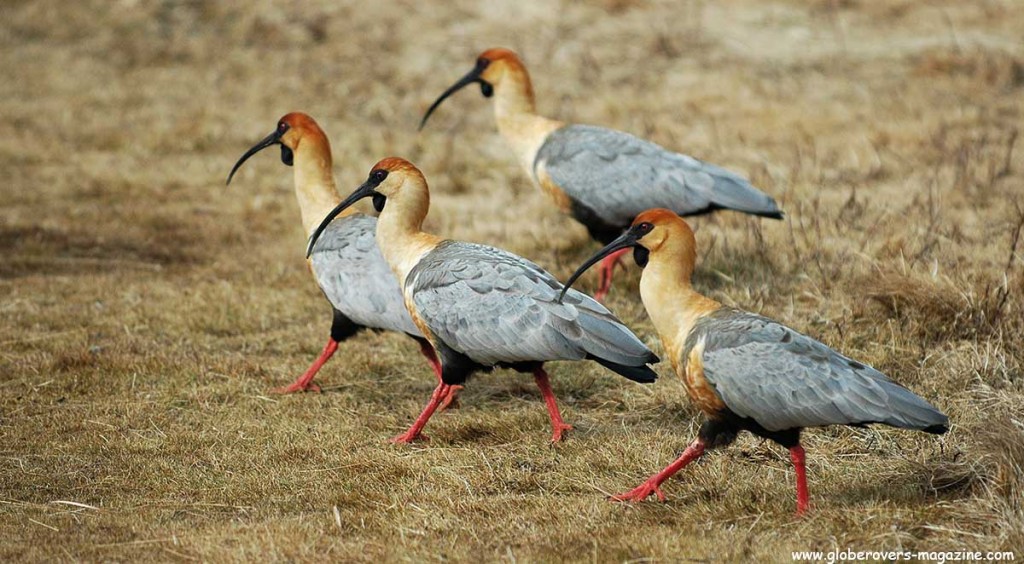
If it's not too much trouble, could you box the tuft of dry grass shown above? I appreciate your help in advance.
[2,0,1023,561]
[914,47,1024,91]
[859,267,1017,343]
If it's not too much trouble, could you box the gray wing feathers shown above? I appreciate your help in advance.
[692,159,782,217]
[537,125,782,226]
[408,242,656,367]
[694,311,947,432]
[309,215,421,337]
[574,309,656,366]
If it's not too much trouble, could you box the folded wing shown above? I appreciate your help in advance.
[309,214,422,337]
[536,124,783,227]
[690,310,948,433]
[407,241,658,381]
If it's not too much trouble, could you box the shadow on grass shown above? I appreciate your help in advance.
[0,224,204,279]
[830,466,973,508]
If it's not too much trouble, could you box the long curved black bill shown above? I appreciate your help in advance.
[418,65,485,131]
[305,180,377,258]
[226,130,281,185]
[557,229,642,304]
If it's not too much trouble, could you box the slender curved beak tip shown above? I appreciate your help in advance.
[418,97,447,132]
[227,130,281,187]
[419,66,484,132]
[305,233,320,259]
[225,166,241,186]
[557,230,640,304]
[556,279,580,304]
[304,237,316,259]
[305,181,377,258]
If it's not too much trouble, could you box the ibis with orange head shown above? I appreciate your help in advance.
[421,48,784,301]
[559,209,948,514]
[227,113,459,406]
[306,158,659,443]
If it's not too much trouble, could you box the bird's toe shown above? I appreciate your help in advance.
[390,431,429,444]
[271,380,320,394]
[610,481,662,503]
[550,423,574,443]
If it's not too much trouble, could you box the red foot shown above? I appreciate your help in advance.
[390,431,429,444]
[272,381,322,394]
[271,338,337,394]
[610,438,706,504]
[550,422,573,443]
[533,367,574,443]
[390,383,449,445]
[610,480,666,502]
[438,385,464,411]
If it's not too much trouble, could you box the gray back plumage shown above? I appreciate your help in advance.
[686,309,948,433]
[406,241,657,370]
[535,125,783,227]
[308,214,422,337]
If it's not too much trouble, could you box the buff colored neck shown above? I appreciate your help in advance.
[638,243,721,367]
[292,136,347,237]
[374,178,443,286]
[492,65,563,177]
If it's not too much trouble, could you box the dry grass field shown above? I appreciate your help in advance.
[2,0,1023,561]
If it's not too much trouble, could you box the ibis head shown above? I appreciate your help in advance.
[227,112,327,185]
[420,48,529,130]
[559,209,692,303]
[306,158,424,257]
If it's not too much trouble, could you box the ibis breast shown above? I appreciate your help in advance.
[680,336,727,415]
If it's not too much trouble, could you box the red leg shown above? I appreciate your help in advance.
[272,339,338,394]
[790,445,810,515]
[390,382,450,444]
[593,247,630,302]
[611,438,707,502]
[533,367,573,442]
[438,384,463,411]
[417,340,462,411]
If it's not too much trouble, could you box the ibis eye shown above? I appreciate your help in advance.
[371,169,388,183]
[476,57,490,69]
[637,222,654,234]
